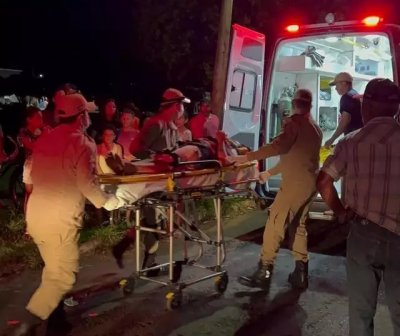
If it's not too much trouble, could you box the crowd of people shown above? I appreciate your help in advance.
[1,85,219,214]
[9,85,224,336]
[8,73,400,336]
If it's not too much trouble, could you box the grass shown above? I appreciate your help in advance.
[0,209,42,272]
[195,198,257,221]
[0,198,256,276]
[0,209,128,274]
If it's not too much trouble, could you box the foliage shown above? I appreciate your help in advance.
[0,209,127,275]
[0,210,42,271]
[128,0,358,96]
[132,0,220,89]
[195,198,256,222]
[87,223,127,254]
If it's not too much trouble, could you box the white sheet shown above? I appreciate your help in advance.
[104,163,259,205]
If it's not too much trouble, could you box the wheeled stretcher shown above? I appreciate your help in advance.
[98,160,260,310]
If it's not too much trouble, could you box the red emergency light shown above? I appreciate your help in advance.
[285,24,300,33]
[362,16,382,26]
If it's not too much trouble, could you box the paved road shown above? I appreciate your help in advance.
[0,210,393,335]
[66,241,392,336]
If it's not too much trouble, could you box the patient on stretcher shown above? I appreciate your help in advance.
[104,131,249,175]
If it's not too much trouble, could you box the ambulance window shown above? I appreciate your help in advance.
[229,70,256,111]
[241,38,263,61]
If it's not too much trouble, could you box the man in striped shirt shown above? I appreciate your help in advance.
[317,78,400,336]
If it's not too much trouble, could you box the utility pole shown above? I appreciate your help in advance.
[211,0,233,123]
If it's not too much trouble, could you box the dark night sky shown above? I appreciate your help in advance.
[1,1,133,70]
[0,0,140,98]
[1,0,399,103]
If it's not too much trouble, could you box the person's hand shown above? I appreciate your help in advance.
[337,207,356,224]
[103,195,122,211]
[228,155,248,166]
[259,170,271,183]
[124,153,135,162]
[324,138,334,148]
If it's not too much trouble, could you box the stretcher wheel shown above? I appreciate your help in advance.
[165,291,182,311]
[120,276,136,297]
[215,272,229,294]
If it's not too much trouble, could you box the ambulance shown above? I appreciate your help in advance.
[222,14,400,218]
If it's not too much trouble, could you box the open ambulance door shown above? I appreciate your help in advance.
[260,17,400,219]
[222,24,265,152]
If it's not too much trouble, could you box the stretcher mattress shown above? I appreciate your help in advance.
[98,161,259,205]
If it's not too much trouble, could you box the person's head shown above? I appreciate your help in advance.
[175,111,189,128]
[24,106,43,130]
[62,83,78,95]
[101,125,117,145]
[56,93,96,131]
[120,109,134,130]
[329,72,353,96]
[361,78,400,124]
[104,99,117,120]
[158,88,190,123]
[291,89,312,114]
[198,96,212,116]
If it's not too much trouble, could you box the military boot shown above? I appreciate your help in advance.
[46,301,72,336]
[288,260,308,289]
[239,262,273,290]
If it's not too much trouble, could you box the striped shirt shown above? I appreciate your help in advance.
[322,117,400,235]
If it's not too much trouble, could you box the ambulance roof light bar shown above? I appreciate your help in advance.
[285,24,300,33]
[362,16,383,26]
[284,14,383,33]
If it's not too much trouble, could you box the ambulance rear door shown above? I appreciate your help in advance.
[222,24,265,151]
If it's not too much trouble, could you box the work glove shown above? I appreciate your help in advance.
[103,194,123,211]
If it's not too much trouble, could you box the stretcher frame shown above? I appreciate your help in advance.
[99,161,259,310]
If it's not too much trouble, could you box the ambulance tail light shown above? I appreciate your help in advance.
[362,16,383,27]
[285,24,300,33]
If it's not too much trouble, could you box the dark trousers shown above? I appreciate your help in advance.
[347,219,400,336]
[142,205,159,252]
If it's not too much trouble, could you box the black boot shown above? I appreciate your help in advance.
[288,260,308,290]
[142,252,160,277]
[112,235,134,269]
[47,302,72,336]
[239,262,273,290]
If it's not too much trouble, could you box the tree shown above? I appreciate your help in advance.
[132,0,220,92]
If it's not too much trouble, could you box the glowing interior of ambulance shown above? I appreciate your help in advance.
[265,31,395,198]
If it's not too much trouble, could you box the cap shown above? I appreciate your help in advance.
[329,72,353,86]
[160,88,190,107]
[56,93,96,119]
[292,89,312,103]
[363,78,400,103]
